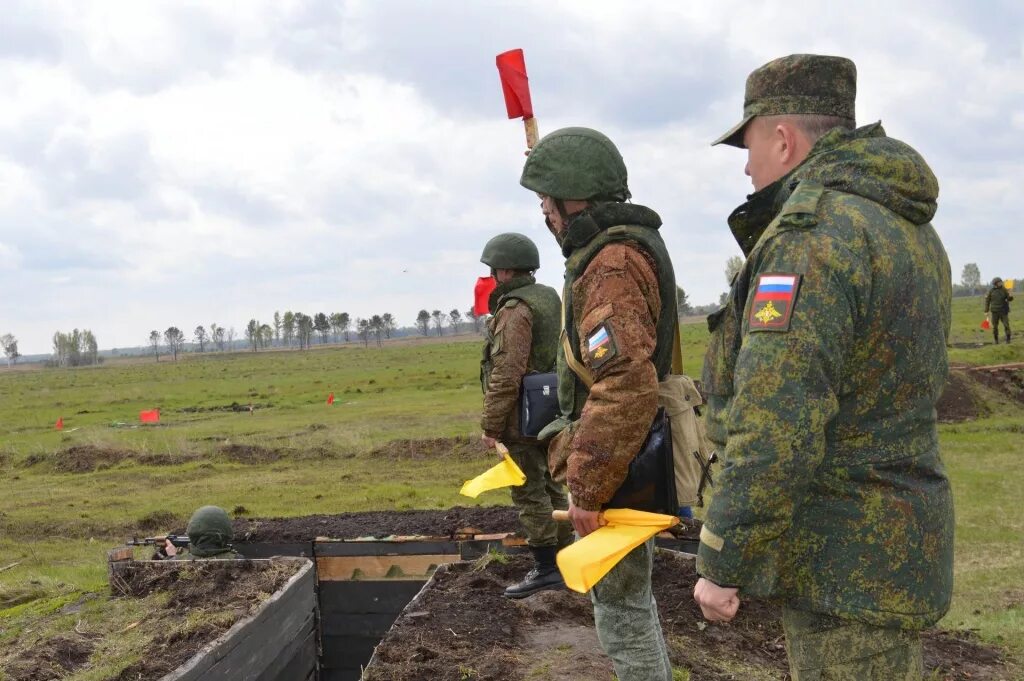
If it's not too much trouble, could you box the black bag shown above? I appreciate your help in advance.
[519,372,559,438]
[605,408,678,514]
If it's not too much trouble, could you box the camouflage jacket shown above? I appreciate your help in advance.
[985,285,1013,314]
[547,203,676,511]
[480,276,560,441]
[697,123,954,630]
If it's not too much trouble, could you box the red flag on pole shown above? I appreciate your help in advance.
[496,49,533,120]
[981,318,991,330]
[55,417,63,431]
[327,392,335,405]
[474,276,497,316]
[140,409,160,423]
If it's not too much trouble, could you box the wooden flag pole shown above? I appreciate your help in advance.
[524,117,539,150]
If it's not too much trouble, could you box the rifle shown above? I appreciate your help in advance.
[127,534,190,549]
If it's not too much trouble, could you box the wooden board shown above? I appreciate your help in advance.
[316,554,456,581]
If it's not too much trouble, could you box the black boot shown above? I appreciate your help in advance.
[503,546,564,599]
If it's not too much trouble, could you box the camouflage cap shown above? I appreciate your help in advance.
[713,54,857,147]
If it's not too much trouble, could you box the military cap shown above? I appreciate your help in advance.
[713,54,857,147]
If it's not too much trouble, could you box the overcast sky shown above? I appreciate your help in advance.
[1,0,1022,355]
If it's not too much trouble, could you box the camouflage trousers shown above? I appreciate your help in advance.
[783,607,923,680]
[992,311,1011,342]
[591,538,672,681]
[506,442,572,548]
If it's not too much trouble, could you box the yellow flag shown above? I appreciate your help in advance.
[459,450,526,498]
[555,509,679,593]
[1006,279,1015,291]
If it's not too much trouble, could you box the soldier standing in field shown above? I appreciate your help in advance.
[692,54,955,680]
[478,233,573,598]
[520,128,676,681]
[985,277,1013,344]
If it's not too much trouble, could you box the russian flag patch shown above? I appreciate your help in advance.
[749,273,802,332]
[586,323,617,368]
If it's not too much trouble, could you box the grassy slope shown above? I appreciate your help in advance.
[1,305,1023,674]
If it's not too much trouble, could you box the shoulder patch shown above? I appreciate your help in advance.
[586,323,618,369]
[748,273,802,332]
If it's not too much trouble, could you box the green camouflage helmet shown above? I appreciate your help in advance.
[520,127,631,201]
[186,505,234,557]
[480,232,540,271]
[992,277,1003,286]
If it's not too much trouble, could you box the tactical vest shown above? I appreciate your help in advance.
[558,224,677,420]
[481,278,561,393]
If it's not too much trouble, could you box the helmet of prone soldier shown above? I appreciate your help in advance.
[520,127,631,202]
[480,232,540,271]
[186,505,234,557]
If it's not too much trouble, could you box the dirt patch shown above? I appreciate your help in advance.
[937,370,984,422]
[179,401,272,413]
[234,506,521,542]
[136,509,184,533]
[370,436,480,460]
[365,552,1011,681]
[971,367,1024,405]
[3,635,95,681]
[52,445,133,473]
[219,443,282,464]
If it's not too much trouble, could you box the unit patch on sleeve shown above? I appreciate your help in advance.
[749,273,802,332]
[586,323,618,369]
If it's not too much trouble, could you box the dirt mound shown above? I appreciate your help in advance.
[3,635,95,681]
[179,401,271,413]
[365,552,1011,681]
[48,445,196,473]
[234,506,520,542]
[136,509,184,533]
[972,367,1024,405]
[370,436,479,460]
[219,443,282,464]
[937,370,983,422]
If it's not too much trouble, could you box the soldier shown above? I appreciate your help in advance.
[985,277,1013,344]
[160,506,241,560]
[478,232,572,598]
[520,128,676,681]
[693,54,955,680]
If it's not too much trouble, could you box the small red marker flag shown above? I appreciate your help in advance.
[140,409,160,423]
[474,276,497,316]
[55,417,64,431]
[496,49,533,120]
[981,318,991,330]
[327,392,335,405]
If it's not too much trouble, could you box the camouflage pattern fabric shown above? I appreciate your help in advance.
[505,442,571,548]
[520,127,631,201]
[714,54,857,147]
[697,122,955,630]
[985,284,1013,314]
[783,607,923,680]
[991,311,1011,343]
[590,537,672,681]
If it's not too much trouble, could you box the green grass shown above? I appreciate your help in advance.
[1,311,1023,676]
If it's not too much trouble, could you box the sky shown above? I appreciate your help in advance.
[1,0,1022,355]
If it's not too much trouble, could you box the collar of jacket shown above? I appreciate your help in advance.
[560,201,662,258]
[488,274,537,314]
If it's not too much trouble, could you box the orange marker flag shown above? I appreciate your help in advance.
[140,409,160,423]
[55,417,64,431]
[327,392,335,405]
[981,318,991,330]
[474,276,497,316]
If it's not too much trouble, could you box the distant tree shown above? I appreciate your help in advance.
[416,310,431,336]
[676,286,693,316]
[282,311,296,348]
[381,313,395,339]
[245,319,261,352]
[329,313,345,343]
[259,324,273,349]
[80,329,98,365]
[339,312,351,342]
[226,327,236,350]
[313,312,331,344]
[961,263,981,295]
[466,308,482,334]
[357,317,371,347]
[431,310,444,336]
[370,314,384,347]
[718,292,729,307]
[149,330,161,362]
[1,334,19,367]
[448,309,462,334]
[294,313,313,350]
[210,323,226,352]
[164,327,185,361]
[725,255,744,284]
[273,311,282,347]
[194,325,208,353]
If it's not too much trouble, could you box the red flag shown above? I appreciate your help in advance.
[55,417,63,431]
[981,318,991,330]
[496,49,533,119]
[327,392,335,405]
[474,276,497,316]
[140,409,160,423]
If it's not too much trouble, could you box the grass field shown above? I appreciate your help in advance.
[1,295,1023,677]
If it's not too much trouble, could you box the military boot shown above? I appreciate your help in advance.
[503,546,564,599]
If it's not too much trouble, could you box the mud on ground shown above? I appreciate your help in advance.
[365,552,1012,681]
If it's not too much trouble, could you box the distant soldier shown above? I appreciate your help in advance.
[159,506,241,560]
[985,277,1013,344]
[694,54,954,681]
[478,233,572,598]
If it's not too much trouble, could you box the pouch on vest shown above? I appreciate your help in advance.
[519,372,559,438]
[604,407,678,514]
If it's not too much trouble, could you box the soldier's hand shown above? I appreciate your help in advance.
[567,502,601,537]
[163,539,178,557]
[480,434,498,451]
[694,578,740,622]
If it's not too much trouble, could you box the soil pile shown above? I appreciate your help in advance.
[972,366,1024,405]
[937,370,983,422]
[233,505,521,541]
[365,552,1012,681]
[369,436,480,460]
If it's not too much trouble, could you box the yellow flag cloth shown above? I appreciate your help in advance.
[556,509,679,593]
[1006,279,1015,291]
[459,452,526,498]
